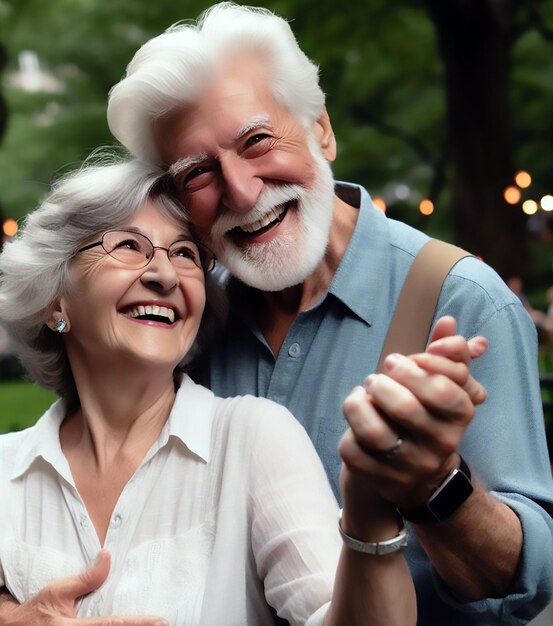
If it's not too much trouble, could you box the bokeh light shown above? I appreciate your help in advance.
[541,195,553,211]
[372,197,386,212]
[522,200,538,215]
[2,219,18,237]
[504,186,521,204]
[419,199,434,216]
[514,170,532,189]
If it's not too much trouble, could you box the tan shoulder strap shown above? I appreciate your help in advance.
[376,239,471,373]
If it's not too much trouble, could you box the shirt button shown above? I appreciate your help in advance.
[110,513,122,529]
[80,515,89,528]
[288,342,301,358]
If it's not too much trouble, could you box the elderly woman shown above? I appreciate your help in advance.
[0,158,418,626]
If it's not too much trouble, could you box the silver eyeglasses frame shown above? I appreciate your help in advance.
[76,229,216,273]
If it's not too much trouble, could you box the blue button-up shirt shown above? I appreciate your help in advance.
[209,182,553,625]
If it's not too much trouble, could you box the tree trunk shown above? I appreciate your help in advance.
[0,43,8,233]
[426,0,527,278]
[0,43,6,143]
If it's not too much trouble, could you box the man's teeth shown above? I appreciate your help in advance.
[125,305,175,324]
[240,203,288,233]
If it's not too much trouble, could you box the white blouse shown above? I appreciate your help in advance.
[0,375,341,625]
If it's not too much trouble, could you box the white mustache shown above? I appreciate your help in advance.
[210,184,304,238]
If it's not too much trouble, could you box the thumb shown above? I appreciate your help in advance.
[58,550,111,603]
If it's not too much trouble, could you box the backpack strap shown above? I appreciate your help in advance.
[376,239,472,373]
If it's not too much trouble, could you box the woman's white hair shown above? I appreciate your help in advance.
[0,156,220,408]
[107,2,325,164]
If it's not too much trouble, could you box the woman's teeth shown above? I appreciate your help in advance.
[125,305,175,324]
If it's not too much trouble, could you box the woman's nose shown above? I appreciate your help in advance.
[140,248,179,291]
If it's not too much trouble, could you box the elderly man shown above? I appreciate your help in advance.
[105,5,553,625]
[0,3,551,626]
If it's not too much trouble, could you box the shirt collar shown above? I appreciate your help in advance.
[163,374,215,463]
[328,182,391,326]
[11,375,216,481]
[223,182,392,330]
[11,398,74,483]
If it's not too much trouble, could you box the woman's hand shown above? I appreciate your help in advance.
[0,551,168,626]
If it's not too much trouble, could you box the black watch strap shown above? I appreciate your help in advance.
[398,456,473,524]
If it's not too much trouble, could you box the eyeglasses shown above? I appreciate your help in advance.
[76,229,216,273]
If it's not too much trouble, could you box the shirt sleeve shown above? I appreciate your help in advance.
[431,262,553,624]
[245,400,341,626]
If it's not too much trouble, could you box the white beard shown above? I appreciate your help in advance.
[206,140,335,292]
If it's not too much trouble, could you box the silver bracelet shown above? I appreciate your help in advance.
[338,508,408,555]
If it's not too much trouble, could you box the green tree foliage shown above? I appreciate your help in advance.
[0,0,552,280]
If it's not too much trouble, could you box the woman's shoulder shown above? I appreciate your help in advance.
[178,376,314,457]
[0,399,63,478]
[214,393,298,429]
[212,393,314,459]
[0,427,33,473]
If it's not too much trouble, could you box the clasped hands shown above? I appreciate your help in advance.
[339,316,487,523]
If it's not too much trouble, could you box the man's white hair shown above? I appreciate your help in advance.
[107,2,325,164]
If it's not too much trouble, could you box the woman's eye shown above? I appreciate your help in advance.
[175,247,194,259]
[172,244,199,262]
[116,239,141,250]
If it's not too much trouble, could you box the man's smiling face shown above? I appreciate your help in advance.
[153,56,336,291]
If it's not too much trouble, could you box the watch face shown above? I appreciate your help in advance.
[427,469,474,522]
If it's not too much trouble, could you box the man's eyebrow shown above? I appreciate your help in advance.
[167,115,271,176]
[233,114,271,141]
[168,152,209,177]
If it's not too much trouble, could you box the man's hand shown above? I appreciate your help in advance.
[339,316,487,509]
[0,550,168,626]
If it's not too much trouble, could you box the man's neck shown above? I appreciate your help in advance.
[258,193,359,355]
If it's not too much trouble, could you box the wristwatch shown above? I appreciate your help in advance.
[398,455,474,524]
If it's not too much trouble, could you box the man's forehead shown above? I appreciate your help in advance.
[153,57,289,169]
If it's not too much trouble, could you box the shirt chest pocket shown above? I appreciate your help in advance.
[1,540,83,603]
[110,520,216,625]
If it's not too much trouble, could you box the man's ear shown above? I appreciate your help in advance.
[312,106,336,162]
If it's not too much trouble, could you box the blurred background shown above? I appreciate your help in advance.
[0,0,552,448]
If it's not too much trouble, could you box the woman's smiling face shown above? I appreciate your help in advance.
[61,200,206,375]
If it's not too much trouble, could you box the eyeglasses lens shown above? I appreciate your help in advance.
[102,231,211,271]
[103,231,150,266]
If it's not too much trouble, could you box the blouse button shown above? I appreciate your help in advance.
[110,513,122,529]
[80,515,89,528]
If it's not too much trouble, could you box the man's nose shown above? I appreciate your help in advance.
[219,154,263,213]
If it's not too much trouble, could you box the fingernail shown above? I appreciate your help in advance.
[94,549,109,566]
[364,374,375,389]
[384,353,407,368]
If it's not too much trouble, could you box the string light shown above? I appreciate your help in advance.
[419,199,434,216]
[504,186,521,204]
[2,219,18,238]
[522,200,538,215]
[541,195,553,212]
[372,197,386,212]
[514,170,532,189]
